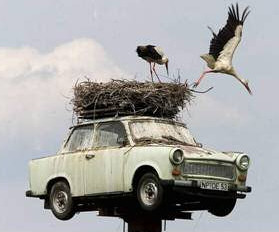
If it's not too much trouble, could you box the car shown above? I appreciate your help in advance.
[26,116,251,220]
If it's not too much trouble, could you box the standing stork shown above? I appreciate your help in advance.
[136,45,169,82]
[194,3,252,95]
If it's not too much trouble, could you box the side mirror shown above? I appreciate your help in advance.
[193,138,203,148]
[196,142,203,148]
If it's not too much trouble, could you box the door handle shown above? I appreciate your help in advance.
[85,154,95,160]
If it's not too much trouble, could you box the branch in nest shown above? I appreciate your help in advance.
[71,79,195,119]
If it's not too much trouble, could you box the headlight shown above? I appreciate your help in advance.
[236,154,250,170]
[170,149,184,165]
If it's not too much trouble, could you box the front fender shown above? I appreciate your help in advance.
[123,147,174,192]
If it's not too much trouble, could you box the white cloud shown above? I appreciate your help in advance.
[0,38,126,153]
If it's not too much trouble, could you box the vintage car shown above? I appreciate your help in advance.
[26,116,251,220]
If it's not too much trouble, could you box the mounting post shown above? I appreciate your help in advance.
[98,205,192,232]
[124,215,162,232]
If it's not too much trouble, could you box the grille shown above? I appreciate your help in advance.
[183,162,235,179]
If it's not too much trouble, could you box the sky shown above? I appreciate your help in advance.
[0,0,278,231]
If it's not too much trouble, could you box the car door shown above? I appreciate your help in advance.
[84,121,130,195]
[60,124,94,196]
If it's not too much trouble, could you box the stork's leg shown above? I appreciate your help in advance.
[149,62,154,82]
[152,63,161,82]
[193,69,213,88]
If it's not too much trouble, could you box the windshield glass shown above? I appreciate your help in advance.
[130,120,196,146]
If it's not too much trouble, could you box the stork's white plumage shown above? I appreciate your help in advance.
[136,45,169,82]
[195,3,252,95]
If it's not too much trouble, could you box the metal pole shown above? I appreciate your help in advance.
[123,220,126,232]
[125,216,162,232]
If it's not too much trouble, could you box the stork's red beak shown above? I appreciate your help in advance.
[165,61,169,76]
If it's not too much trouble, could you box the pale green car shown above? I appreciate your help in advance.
[26,116,251,220]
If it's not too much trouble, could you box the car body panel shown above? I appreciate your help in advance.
[27,116,251,202]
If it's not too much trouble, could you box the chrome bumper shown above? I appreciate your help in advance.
[172,180,252,193]
[160,179,252,199]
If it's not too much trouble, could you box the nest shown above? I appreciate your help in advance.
[72,79,194,119]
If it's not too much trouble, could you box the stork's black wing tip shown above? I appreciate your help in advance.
[241,6,251,23]
[228,3,250,24]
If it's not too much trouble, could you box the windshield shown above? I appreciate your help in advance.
[130,120,196,146]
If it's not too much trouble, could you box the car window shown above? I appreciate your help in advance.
[130,120,196,145]
[94,122,127,148]
[64,125,94,152]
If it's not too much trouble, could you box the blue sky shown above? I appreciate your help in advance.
[0,0,278,231]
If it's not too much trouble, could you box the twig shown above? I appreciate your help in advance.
[71,79,195,119]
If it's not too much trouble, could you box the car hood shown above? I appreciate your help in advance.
[176,145,241,163]
[137,143,241,163]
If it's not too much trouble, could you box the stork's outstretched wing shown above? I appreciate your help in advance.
[208,3,250,62]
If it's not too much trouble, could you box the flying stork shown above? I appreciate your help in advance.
[136,45,169,82]
[194,3,252,95]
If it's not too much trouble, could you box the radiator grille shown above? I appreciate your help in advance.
[183,162,235,179]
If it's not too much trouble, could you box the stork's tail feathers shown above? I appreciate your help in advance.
[200,54,215,69]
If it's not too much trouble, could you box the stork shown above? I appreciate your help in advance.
[194,3,252,95]
[136,45,169,82]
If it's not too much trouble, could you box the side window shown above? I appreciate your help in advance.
[64,125,94,152]
[94,122,127,148]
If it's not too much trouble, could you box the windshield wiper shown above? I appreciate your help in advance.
[162,135,196,147]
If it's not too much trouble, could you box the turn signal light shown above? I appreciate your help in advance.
[238,175,247,182]
[172,168,181,176]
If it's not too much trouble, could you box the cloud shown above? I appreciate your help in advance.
[0,38,126,155]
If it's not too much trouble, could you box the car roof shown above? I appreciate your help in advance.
[72,116,186,128]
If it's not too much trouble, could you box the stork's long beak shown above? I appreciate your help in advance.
[165,61,169,76]
[245,83,253,95]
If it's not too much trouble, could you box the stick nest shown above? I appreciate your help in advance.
[72,79,194,119]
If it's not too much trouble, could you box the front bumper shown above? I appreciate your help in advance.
[161,179,252,199]
[25,190,45,199]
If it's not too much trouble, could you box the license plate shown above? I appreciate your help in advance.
[200,180,229,191]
